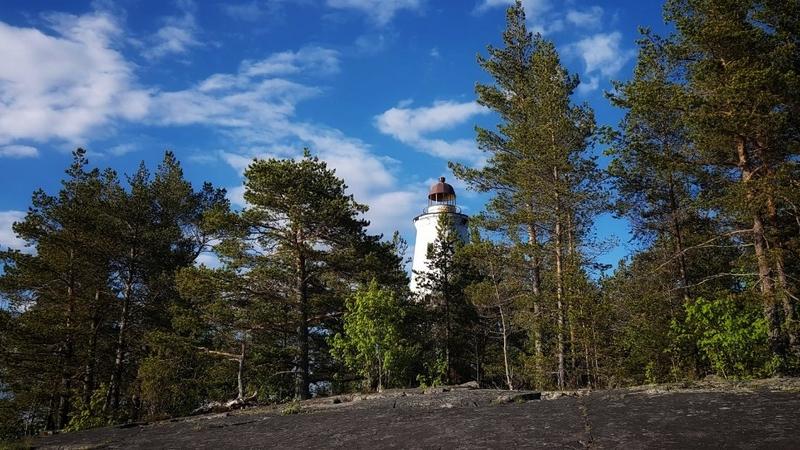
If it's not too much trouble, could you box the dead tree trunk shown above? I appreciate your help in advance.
[237,341,246,400]
[499,305,514,390]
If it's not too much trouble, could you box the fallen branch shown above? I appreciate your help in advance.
[191,391,259,415]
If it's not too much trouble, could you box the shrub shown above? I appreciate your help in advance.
[675,295,773,379]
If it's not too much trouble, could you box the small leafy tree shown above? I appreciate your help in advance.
[675,295,774,379]
[331,280,410,392]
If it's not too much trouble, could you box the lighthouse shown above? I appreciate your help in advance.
[410,177,469,293]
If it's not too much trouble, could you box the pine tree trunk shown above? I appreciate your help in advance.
[583,323,592,388]
[553,167,566,390]
[526,220,544,387]
[736,136,785,361]
[765,194,797,355]
[568,304,578,385]
[295,244,310,400]
[57,268,76,429]
[83,290,101,405]
[756,141,798,357]
[591,322,601,384]
[105,265,133,413]
[565,213,578,386]
[667,171,691,303]
[45,394,57,431]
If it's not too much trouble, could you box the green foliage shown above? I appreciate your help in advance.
[280,401,303,415]
[331,280,413,391]
[415,356,448,389]
[414,214,479,385]
[137,332,217,419]
[0,149,229,435]
[1,0,799,440]
[65,386,111,432]
[239,152,377,400]
[675,296,773,379]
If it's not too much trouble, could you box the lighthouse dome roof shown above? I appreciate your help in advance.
[428,177,456,201]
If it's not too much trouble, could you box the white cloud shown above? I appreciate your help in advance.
[529,19,563,35]
[195,252,221,268]
[577,75,600,95]
[226,184,247,208]
[365,190,421,237]
[416,138,482,161]
[474,0,511,12]
[476,2,631,93]
[138,42,416,238]
[566,6,603,28]
[474,0,563,36]
[376,101,487,142]
[0,12,150,146]
[568,31,635,79]
[375,100,489,162]
[241,46,341,78]
[0,8,417,239]
[354,33,391,55]
[326,0,422,26]
[0,211,29,252]
[0,145,39,158]
[221,130,417,238]
[107,143,137,156]
[219,150,282,174]
[151,78,320,127]
[475,1,607,35]
[144,43,392,205]
[287,122,402,206]
[142,0,201,60]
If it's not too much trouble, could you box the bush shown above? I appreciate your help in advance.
[675,295,773,379]
[65,387,111,432]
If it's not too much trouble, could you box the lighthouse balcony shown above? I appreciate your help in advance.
[422,204,462,214]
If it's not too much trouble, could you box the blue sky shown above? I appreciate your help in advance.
[0,0,672,272]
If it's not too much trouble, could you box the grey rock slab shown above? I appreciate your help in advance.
[30,386,800,449]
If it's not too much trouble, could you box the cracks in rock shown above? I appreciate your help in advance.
[577,397,594,448]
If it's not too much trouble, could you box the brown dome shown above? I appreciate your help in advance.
[428,177,456,203]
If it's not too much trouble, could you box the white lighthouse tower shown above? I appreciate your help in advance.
[410,177,469,293]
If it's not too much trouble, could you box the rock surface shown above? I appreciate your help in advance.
[30,378,800,449]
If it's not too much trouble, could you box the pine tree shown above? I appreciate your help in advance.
[240,151,369,399]
[0,149,120,430]
[0,150,227,433]
[453,0,603,389]
[415,214,476,385]
[450,2,547,380]
[657,0,800,369]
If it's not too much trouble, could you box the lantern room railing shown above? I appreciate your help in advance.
[421,204,462,215]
